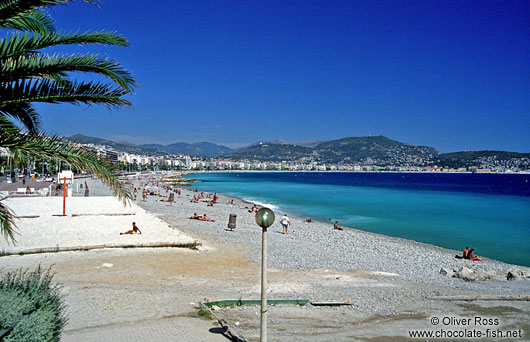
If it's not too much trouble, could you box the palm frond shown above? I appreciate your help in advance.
[0,102,40,132]
[3,9,55,33]
[0,0,98,28]
[2,53,137,92]
[0,79,132,107]
[0,198,17,244]
[0,31,129,59]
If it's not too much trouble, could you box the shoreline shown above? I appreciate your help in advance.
[183,172,530,267]
[181,169,530,175]
[132,174,529,283]
[0,177,528,341]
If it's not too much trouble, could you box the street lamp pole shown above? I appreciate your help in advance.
[255,208,275,342]
[260,224,268,342]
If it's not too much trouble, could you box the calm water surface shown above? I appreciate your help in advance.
[187,172,530,266]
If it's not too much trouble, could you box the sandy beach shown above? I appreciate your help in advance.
[0,175,528,341]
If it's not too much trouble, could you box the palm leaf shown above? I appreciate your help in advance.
[3,9,55,33]
[0,79,131,107]
[2,53,137,92]
[0,102,40,131]
[0,198,17,244]
[0,0,98,28]
[0,31,129,59]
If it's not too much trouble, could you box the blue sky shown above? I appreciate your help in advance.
[37,1,529,152]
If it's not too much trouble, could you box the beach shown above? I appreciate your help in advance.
[0,175,529,341]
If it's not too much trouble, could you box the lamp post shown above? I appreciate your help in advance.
[255,208,275,342]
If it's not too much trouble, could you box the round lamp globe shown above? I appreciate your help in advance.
[255,208,275,229]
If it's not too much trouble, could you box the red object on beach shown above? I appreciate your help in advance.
[59,175,72,216]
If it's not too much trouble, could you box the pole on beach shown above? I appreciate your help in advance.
[59,175,72,216]
[255,208,275,342]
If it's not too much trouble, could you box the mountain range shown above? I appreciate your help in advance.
[139,142,233,157]
[70,134,233,157]
[226,136,439,165]
[69,134,530,168]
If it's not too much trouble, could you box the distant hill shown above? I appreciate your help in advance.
[293,140,323,148]
[437,150,530,168]
[69,134,234,157]
[70,134,149,155]
[140,142,233,157]
[69,134,529,168]
[227,143,314,162]
[230,136,439,165]
[314,136,439,164]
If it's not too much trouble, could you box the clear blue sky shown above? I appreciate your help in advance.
[37,0,529,152]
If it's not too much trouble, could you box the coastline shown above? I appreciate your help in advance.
[133,174,529,286]
[182,169,530,175]
[182,171,530,266]
[0,176,528,341]
[131,176,530,339]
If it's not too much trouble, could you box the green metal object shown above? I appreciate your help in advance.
[203,299,309,307]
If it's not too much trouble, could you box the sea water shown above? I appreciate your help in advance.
[187,172,530,267]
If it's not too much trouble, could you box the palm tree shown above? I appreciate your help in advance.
[0,0,137,242]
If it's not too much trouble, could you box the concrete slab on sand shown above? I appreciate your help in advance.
[0,197,196,253]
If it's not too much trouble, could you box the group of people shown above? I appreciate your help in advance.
[462,246,481,261]
[189,212,215,222]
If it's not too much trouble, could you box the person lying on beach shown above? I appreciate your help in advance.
[334,221,344,230]
[120,222,142,235]
[305,218,313,223]
[199,214,215,222]
[227,199,234,206]
[249,204,259,213]
[190,213,202,220]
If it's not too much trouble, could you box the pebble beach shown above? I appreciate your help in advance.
[0,174,528,341]
[132,176,530,310]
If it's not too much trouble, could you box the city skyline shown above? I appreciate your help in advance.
[36,1,530,153]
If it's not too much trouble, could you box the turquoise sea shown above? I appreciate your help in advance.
[187,172,530,267]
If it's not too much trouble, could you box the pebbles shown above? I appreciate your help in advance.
[130,178,530,314]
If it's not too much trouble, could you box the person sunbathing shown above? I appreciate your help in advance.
[249,204,259,213]
[305,218,313,223]
[190,213,202,219]
[199,213,215,222]
[333,221,344,230]
[469,249,481,261]
[120,222,142,235]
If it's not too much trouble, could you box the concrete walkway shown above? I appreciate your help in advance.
[62,316,230,342]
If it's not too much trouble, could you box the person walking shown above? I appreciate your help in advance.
[280,214,290,234]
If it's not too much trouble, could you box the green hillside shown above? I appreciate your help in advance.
[314,136,439,164]
[227,143,314,161]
